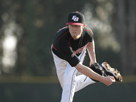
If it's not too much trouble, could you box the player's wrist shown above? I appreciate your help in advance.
[89,61,97,66]
[99,76,106,83]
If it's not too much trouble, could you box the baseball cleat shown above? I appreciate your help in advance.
[101,62,123,82]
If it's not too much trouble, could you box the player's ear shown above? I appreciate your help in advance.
[83,24,85,28]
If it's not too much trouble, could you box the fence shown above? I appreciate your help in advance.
[0,76,136,102]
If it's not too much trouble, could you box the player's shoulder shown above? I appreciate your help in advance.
[53,26,70,45]
[54,26,69,40]
[83,26,93,34]
[57,26,69,33]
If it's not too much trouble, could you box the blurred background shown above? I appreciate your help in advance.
[0,0,136,102]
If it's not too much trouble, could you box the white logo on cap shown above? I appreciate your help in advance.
[72,15,79,21]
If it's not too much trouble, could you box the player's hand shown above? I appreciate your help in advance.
[101,76,115,86]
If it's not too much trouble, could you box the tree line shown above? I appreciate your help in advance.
[0,0,135,76]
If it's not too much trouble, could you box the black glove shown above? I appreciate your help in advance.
[89,62,123,82]
[89,62,107,82]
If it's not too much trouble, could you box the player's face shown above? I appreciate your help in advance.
[69,24,85,40]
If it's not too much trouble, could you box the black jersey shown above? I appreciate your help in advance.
[52,26,93,67]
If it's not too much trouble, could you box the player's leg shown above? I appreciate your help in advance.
[60,49,95,102]
[52,49,95,102]
[51,52,67,88]
[52,52,76,102]
[60,62,78,102]
[74,49,95,92]
[75,74,95,92]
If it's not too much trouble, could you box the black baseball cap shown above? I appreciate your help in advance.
[66,11,85,26]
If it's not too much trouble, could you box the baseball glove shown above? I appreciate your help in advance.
[89,62,123,82]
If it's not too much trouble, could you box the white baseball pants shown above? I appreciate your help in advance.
[52,49,95,102]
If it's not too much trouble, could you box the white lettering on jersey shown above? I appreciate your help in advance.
[71,43,88,57]
[72,15,79,21]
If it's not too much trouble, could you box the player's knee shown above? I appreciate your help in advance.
[64,71,76,84]
[64,71,72,79]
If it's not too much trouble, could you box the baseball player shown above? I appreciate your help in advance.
[51,11,115,102]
